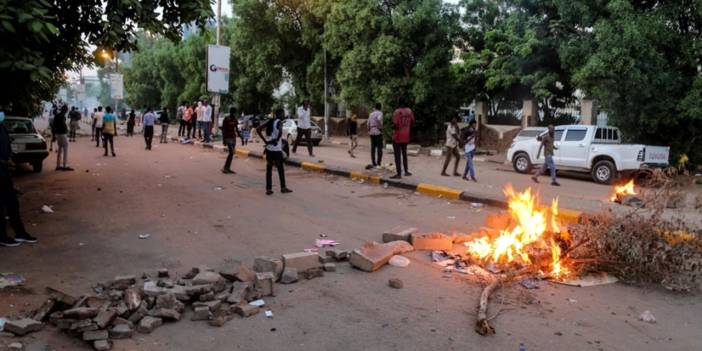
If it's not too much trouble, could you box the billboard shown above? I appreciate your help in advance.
[109,73,123,99]
[207,45,230,94]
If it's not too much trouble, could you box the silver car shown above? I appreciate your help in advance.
[282,119,322,146]
[5,116,49,172]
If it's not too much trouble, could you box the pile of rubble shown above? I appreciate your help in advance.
[2,227,464,350]
[1,250,350,350]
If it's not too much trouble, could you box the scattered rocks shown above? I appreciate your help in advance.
[389,278,404,289]
[123,289,141,311]
[227,282,249,304]
[191,306,213,321]
[350,241,414,272]
[323,263,336,272]
[83,329,108,341]
[192,271,225,286]
[219,260,255,282]
[639,310,656,324]
[93,339,112,351]
[254,272,276,297]
[326,248,350,261]
[108,324,133,339]
[109,275,136,290]
[253,256,284,279]
[3,318,44,336]
[300,267,324,280]
[93,310,117,329]
[233,304,260,318]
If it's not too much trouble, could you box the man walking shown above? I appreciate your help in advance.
[256,109,293,195]
[0,110,37,247]
[441,117,461,177]
[143,107,156,150]
[221,107,239,174]
[159,107,170,143]
[292,100,314,157]
[94,106,104,147]
[390,100,414,179]
[201,100,213,143]
[532,124,560,186]
[367,103,383,169]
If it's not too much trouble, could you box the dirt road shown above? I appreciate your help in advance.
[1,137,699,351]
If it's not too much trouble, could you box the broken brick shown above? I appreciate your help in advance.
[3,318,44,336]
[282,252,322,272]
[280,268,298,284]
[191,306,212,321]
[124,288,142,311]
[349,241,414,272]
[233,304,259,317]
[300,267,324,280]
[93,309,117,329]
[82,329,108,341]
[226,282,249,305]
[109,323,133,339]
[253,256,284,279]
[63,307,99,320]
[148,308,181,321]
[323,263,336,272]
[137,316,163,334]
[93,339,112,351]
[109,275,136,290]
[254,272,275,297]
[411,233,453,251]
[382,226,417,243]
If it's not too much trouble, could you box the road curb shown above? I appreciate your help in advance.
[179,138,584,220]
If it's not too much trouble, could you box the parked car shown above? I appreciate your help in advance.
[4,116,49,172]
[281,119,322,146]
[506,125,670,184]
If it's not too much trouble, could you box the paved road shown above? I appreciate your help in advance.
[0,137,699,351]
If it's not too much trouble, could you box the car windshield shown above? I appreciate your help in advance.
[5,119,36,134]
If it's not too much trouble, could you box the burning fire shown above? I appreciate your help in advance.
[465,186,571,279]
[610,179,636,202]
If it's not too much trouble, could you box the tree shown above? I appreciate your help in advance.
[0,0,213,115]
[325,0,460,142]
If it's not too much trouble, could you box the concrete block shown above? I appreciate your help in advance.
[254,272,275,297]
[82,329,108,341]
[253,256,284,280]
[382,226,417,243]
[109,323,133,339]
[93,309,117,329]
[411,233,454,251]
[219,260,256,282]
[280,268,298,284]
[63,307,99,320]
[93,340,112,351]
[191,306,212,321]
[137,316,162,334]
[282,252,322,272]
[3,318,44,336]
[349,241,414,272]
[233,304,259,318]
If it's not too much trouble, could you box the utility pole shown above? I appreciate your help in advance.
[212,0,222,141]
[323,49,329,142]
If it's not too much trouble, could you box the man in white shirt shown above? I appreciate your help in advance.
[143,107,156,150]
[292,100,314,157]
[441,117,461,177]
[201,100,213,143]
[256,109,293,196]
[94,106,104,147]
[367,103,384,169]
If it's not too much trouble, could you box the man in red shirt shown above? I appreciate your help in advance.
[390,101,415,179]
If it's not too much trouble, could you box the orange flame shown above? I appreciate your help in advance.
[465,185,570,278]
[610,179,636,202]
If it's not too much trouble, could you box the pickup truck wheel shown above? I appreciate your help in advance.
[592,160,616,184]
[512,153,532,174]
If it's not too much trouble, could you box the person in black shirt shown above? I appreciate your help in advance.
[348,114,358,158]
[127,110,136,136]
[52,105,73,171]
[0,110,37,247]
[159,108,170,143]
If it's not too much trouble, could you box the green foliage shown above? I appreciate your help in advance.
[0,0,213,115]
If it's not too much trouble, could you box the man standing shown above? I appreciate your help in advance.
[0,110,37,247]
[390,100,414,179]
[184,104,194,139]
[441,117,461,177]
[367,103,383,169]
[256,109,293,195]
[292,100,314,157]
[177,104,186,137]
[221,106,239,174]
[201,100,213,143]
[90,108,97,141]
[143,107,156,150]
[52,105,73,171]
[94,106,104,147]
[159,107,170,144]
[532,124,560,186]
[68,106,80,142]
[462,119,478,182]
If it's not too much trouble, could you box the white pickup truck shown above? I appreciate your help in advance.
[506,125,670,184]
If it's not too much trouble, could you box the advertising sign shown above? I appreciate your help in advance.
[109,73,123,99]
[207,45,230,94]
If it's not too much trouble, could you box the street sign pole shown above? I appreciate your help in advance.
[212,0,222,141]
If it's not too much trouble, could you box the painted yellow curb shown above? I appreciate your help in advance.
[350,171,368,180]
[301,162,325,172]
[558,208,582,224]
[368,176,381,185]
[416,183,462,200]
[236,149,250,157]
